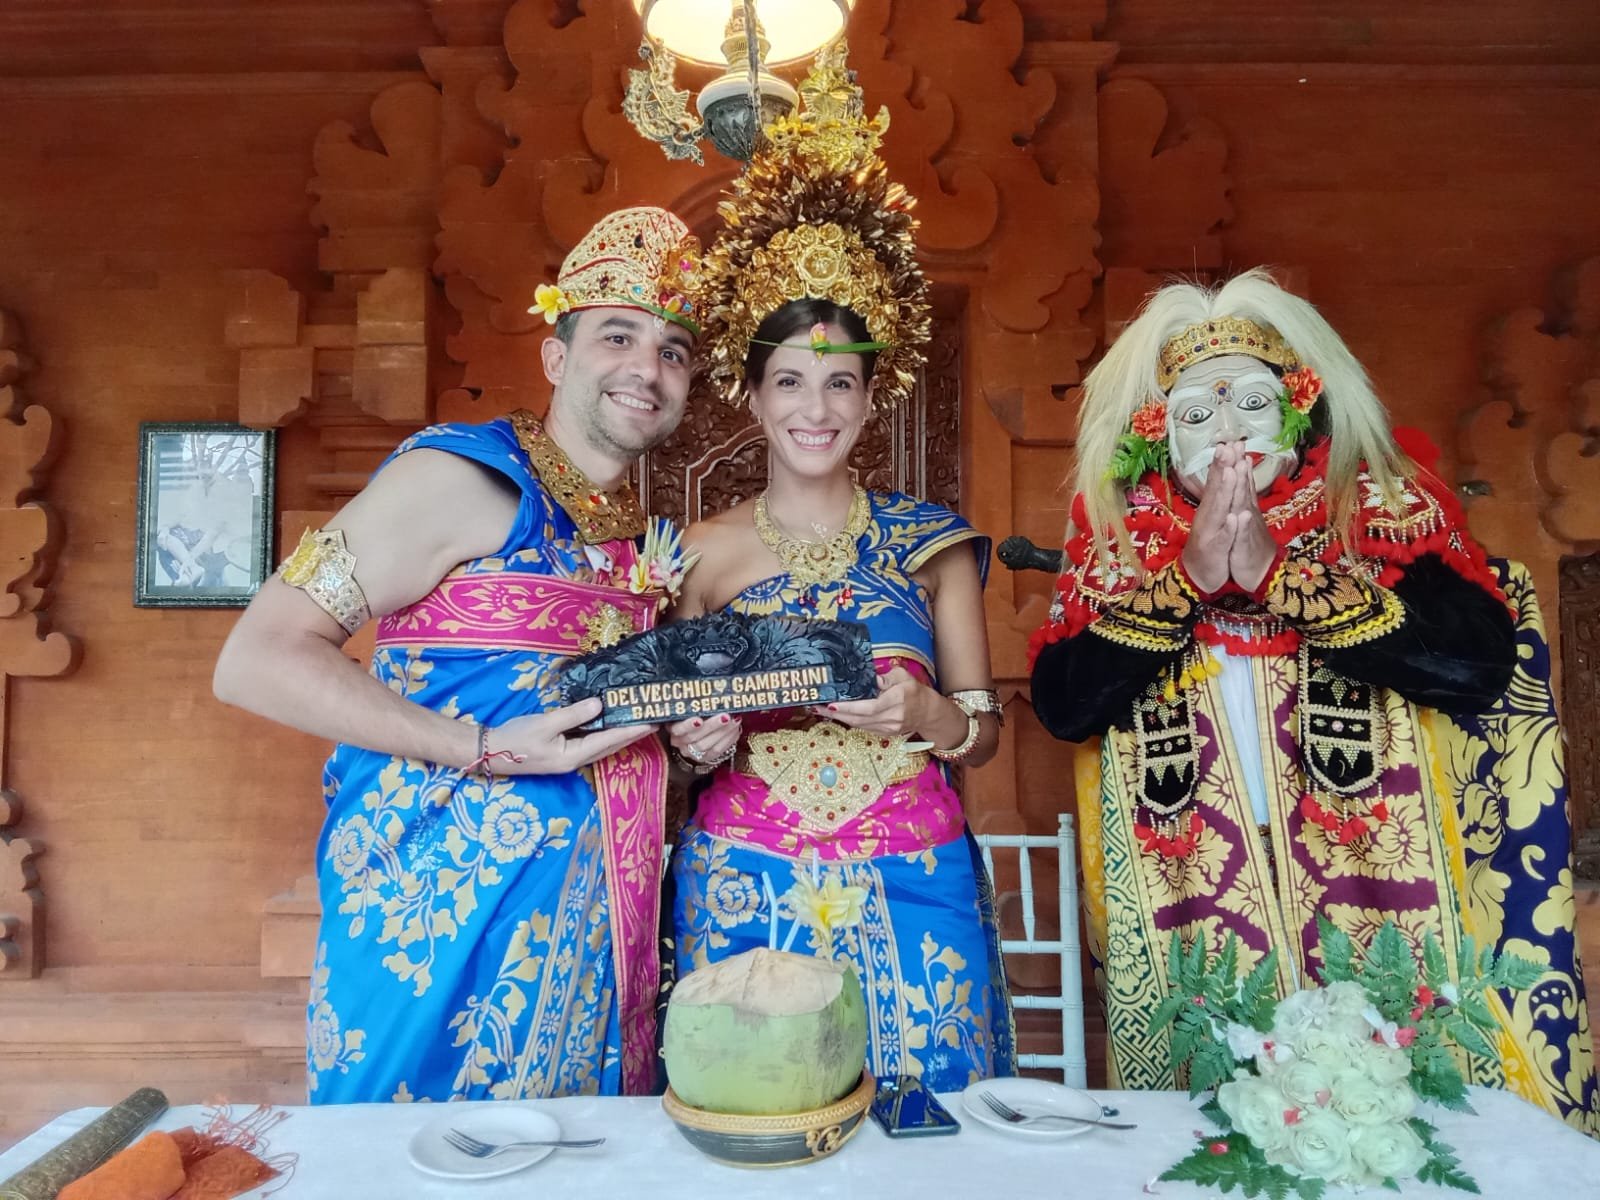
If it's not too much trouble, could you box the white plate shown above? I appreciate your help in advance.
[407,1106,563,1180]
[960,1078,1104,1140]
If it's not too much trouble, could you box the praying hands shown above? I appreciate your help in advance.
[1180,439,1278,594]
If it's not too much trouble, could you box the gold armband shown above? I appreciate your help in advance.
[280,528,372,635]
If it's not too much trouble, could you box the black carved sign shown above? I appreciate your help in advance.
[561,611,878,729]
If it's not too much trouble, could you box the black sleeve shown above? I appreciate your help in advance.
[1322,554,1515,715]
[1030,632,1167,744]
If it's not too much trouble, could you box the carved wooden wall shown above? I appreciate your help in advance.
[1462,257,1600,662]
[1562,555,1600,878]
[2,0,1599,1147]
[0,311,79,980]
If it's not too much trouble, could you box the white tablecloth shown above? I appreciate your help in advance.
[2,1087,1594,1199]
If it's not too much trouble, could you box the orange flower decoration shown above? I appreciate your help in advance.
[1130,399,1168,441]
[1281,366,1323,414]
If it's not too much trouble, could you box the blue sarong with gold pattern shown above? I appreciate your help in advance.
[308,415,668,1103]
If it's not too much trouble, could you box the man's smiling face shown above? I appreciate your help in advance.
[548,307,695,460]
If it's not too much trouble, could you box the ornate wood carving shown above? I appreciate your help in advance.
[224,268,434,424]
[0,310,80,980]
[1560,554,1600,878]
[1462,255,1600,665]
[1096,76,1230,272]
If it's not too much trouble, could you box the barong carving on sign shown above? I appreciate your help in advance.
[561,611,877,728]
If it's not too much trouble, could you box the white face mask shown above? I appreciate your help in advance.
[1166,354,1298,497]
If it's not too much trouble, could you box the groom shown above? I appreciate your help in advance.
[215,206,702,1102]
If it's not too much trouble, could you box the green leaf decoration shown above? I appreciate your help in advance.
[1422,932,1450,990]
[1106,432,1170,488]
[1442,1008,1498,1062]
[1315,915,1355,983]
[1161,1134,1326,1200]
[1239,952,1280,1032]
[1189,1036,1238,1098]
[1149,918,1541,1196]
[1361,921,1420,1020]
[1408,1041,1472,1111]
[1409,1119,1481,1194]
[1487,952,1545,991]
[1274,393,1313,449]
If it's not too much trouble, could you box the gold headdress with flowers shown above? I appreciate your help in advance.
[532,206,702,334]
[691,40,930,410]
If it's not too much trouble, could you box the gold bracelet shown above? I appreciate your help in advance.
[946,688,1004,727]
[929,711,981,763]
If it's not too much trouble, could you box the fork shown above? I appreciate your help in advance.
[445,1129,606,1158]
[977,1091,1137,1131]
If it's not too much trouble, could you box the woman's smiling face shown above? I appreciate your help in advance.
[748,323,875,480]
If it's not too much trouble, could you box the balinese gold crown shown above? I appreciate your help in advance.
[531,206,702,334]
[1156,316,1300,392]
[691,40,930,410]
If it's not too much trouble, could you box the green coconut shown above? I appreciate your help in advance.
[663,948,868,1116]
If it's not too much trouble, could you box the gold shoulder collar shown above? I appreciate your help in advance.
[509,410,646,543]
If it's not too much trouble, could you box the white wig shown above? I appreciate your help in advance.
[1071,269,1410,564]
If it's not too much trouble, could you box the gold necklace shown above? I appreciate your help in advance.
[754,485,871,588]
[510,410,645,544]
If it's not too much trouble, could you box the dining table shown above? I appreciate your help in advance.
[1,1085,1595,1199]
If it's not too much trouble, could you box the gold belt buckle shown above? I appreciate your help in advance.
[737,721,929,832]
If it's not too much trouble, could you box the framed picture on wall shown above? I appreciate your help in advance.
[133,422,276,608]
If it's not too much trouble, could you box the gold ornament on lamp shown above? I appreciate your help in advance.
[689,38,930,411]
[624,0,854,164]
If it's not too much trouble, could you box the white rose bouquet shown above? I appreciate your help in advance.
[1150,917,1541,1197]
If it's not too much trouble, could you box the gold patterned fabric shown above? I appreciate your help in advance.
[1074,560,1599,1135]
[1261,554,1404,647]
[307,415,671,1105]
[1089,559,1200,654]
[510,411,646,544]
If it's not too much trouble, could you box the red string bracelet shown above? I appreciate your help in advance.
[466,723,527,776]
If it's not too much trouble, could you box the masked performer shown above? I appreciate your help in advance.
[1028,270,1597,1131]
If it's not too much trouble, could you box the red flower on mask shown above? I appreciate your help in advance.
[1130,399,1167,441]
[1281,367,1323,414]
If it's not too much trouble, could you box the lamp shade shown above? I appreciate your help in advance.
[633,0,852,67]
